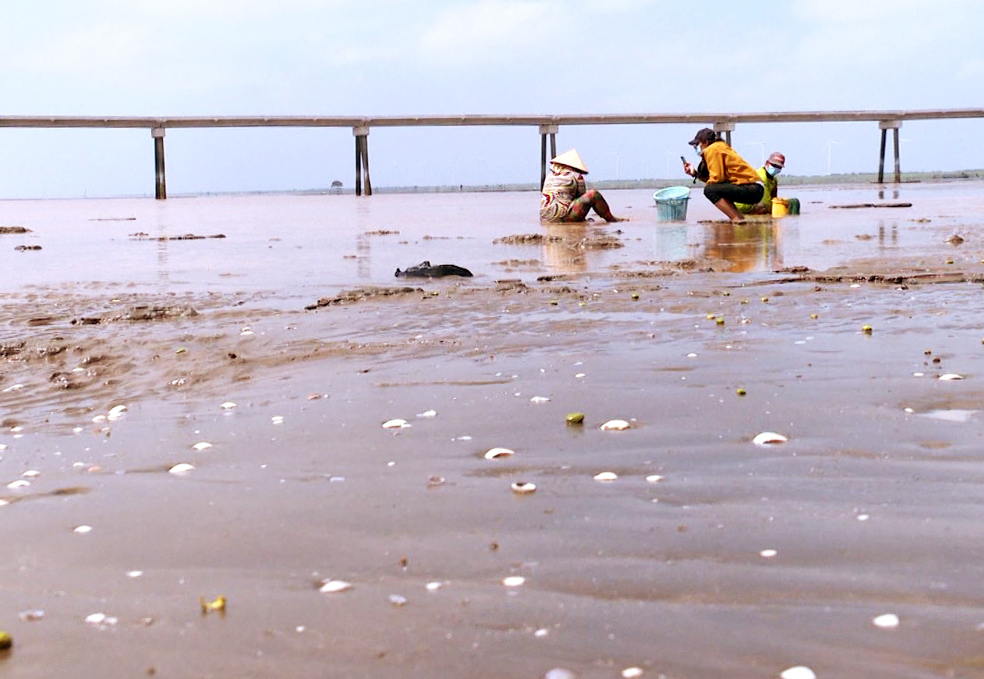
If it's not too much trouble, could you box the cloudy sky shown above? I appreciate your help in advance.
[0,0,980,197]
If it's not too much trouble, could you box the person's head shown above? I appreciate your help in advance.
[766,152,785,177]
[551,149,589,174]
[688,128,717,154]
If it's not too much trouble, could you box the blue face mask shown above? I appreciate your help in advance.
[694,145,703,156]
[766,164,781,177]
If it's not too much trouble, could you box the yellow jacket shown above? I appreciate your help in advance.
[702,141,760,185]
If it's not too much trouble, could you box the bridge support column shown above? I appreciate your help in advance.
[539,124,558,189]
[353,126,372,196]
[878,120,902,184]
[152,127,166,200]
[713,122,735,146]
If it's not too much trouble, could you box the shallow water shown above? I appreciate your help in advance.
[2,181,984,679]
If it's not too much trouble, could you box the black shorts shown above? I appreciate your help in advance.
[704,182,764,205]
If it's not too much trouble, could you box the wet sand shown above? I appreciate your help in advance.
[2,183,984,678]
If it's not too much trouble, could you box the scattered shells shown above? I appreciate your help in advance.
[752,431,788,445]
[593,471,618,482]
[382,419,411,429]
[191,441,213,451]
[645,474,664,484]
[939,373,964,381]
[220,401,237,410]
[872,613,900,628]
[73,525,93,534]
[780,666,816,679]
[319,579,353,594]
[600,419,630,431]
[484,447,515,460]
[502,576,526,587]
[510,481,537,495]
[168,463,195,475]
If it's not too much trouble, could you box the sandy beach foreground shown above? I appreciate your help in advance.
[2,182,984,678]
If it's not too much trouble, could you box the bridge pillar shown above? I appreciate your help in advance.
[713,122,735,146]
[539,125,559,189]
[353,126,372,196]
[878,120,902,184]
[152,127,166,200]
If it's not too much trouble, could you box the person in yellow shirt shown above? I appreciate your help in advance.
[682,128,763,222]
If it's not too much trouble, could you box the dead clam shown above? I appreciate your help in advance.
[484,447,515,460]
[593,471,618,482]
[939,373,964,381]
[510,481,537,495]
[382,418,411,429]
[600,419,631,431]
[752,431,788,446]
[780,667,816,679]
[191,441,213,451]
[168,463,195,475]
[319,579,353,594]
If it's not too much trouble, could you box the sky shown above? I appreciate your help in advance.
[0,0,981,198]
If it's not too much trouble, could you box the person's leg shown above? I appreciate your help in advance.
[705,183,763,223]
[567,190,623,222]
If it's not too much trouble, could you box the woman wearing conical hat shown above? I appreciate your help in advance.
[540,149,625,223]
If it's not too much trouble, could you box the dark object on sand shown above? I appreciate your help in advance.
[395,261,473,278]
[829,202,913,209]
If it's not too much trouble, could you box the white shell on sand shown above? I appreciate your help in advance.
[73,525,93,534]
[780,666,816,679]
[502,576,526,587]
[22,470,41,478]
[622,668,644,679]
[416,409,437,418]
[425,581,444,592]
[529,396,551,404]
[511,481,537,494]
[760,549,777,558]
[319,579,353,594]
[484,447,515,460]
[593,471,618,482]
[753,431,788,445]
[872,613,900,628]
[0,499,9,507]
[382,419,411,429]
[7,480,30,489]
[84,612,118,626]
[192,441,213,451]
[545,669,576,679]
[168,463,195,475]
[645,474,664,484]
[220,401,237,409]
[107,404,128,421]
[271,415,285,425]
[600,419,630,431]
[939,373,964,381]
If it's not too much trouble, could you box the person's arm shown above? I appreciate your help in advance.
[703,147,725,183]
[574,173,586,197]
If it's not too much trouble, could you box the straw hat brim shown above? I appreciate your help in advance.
[551,149,588,174]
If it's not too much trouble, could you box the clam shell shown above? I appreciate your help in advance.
[593,471,618,482]
[319,579,353,594]
[220,401,237,410]
[484,447,515,460]
[780,667,816,679]
[502,576,526,587]
[192,442,213,451]
[752,431,788,445]
[168,463,195,475]
[622,669,644,679]
[939,373,964,381]
[382,419,411,429]
[600,419,630,431]
[510,481,537,495]
[872,613,900,628]
[645,474,664,484]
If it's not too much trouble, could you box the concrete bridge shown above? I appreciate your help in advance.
[2,109,981,198]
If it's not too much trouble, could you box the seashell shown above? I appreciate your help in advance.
[645,475,664,484]
[192,442,213,451]
[502,576,526,587]
[752,431,788,445]
[760,549,777,558]
[84,613,118,626]
[73,525,93,534]
[872,613,900,628]
[622,668,644,679]
[416,409,437,418]
[939,373,964,381]
[0,500,9,507]
[600,419,630,431]
[534,628,549,638]
[857,513,870,521]
[7,480,30,489]
[780,666,816,679]
[544,669,576,679]
[593,471,618,482]
[126,570,143,578]
[511,481,537,495]
[319,579,353,594]
[200,596,227,614]
[427,476,446,487]
[22,470,40,478]
[382,419,410,429]
[168,463,195,475]
[425,581,444,592]
[271,415,285,425]
[2,383,24,392]
[92,415,107,423]
[565,412,585,425]
[529,396,551,404]
[388,594,408,607]
[484,447,514,460]
[107,404,128,421]
[220,401,237,409]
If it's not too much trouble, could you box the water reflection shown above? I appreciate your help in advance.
[541,222,589,274]
[702,220,782,272]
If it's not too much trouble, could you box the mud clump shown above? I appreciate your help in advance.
[0,226,31,234]
[306,286,425,310]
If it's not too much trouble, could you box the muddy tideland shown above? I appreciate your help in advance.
[2,182,984,678]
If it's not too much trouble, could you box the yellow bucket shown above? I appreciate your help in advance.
[772,198,790,218]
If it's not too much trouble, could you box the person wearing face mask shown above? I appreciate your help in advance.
[682,128,763,223]
[735,152,798,215]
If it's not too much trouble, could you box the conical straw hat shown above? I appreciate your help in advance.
[551,149,588,173]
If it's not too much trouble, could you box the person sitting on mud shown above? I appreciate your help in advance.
[540,149,625,223]
[683,128,763,223]
[735,152,801,216]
